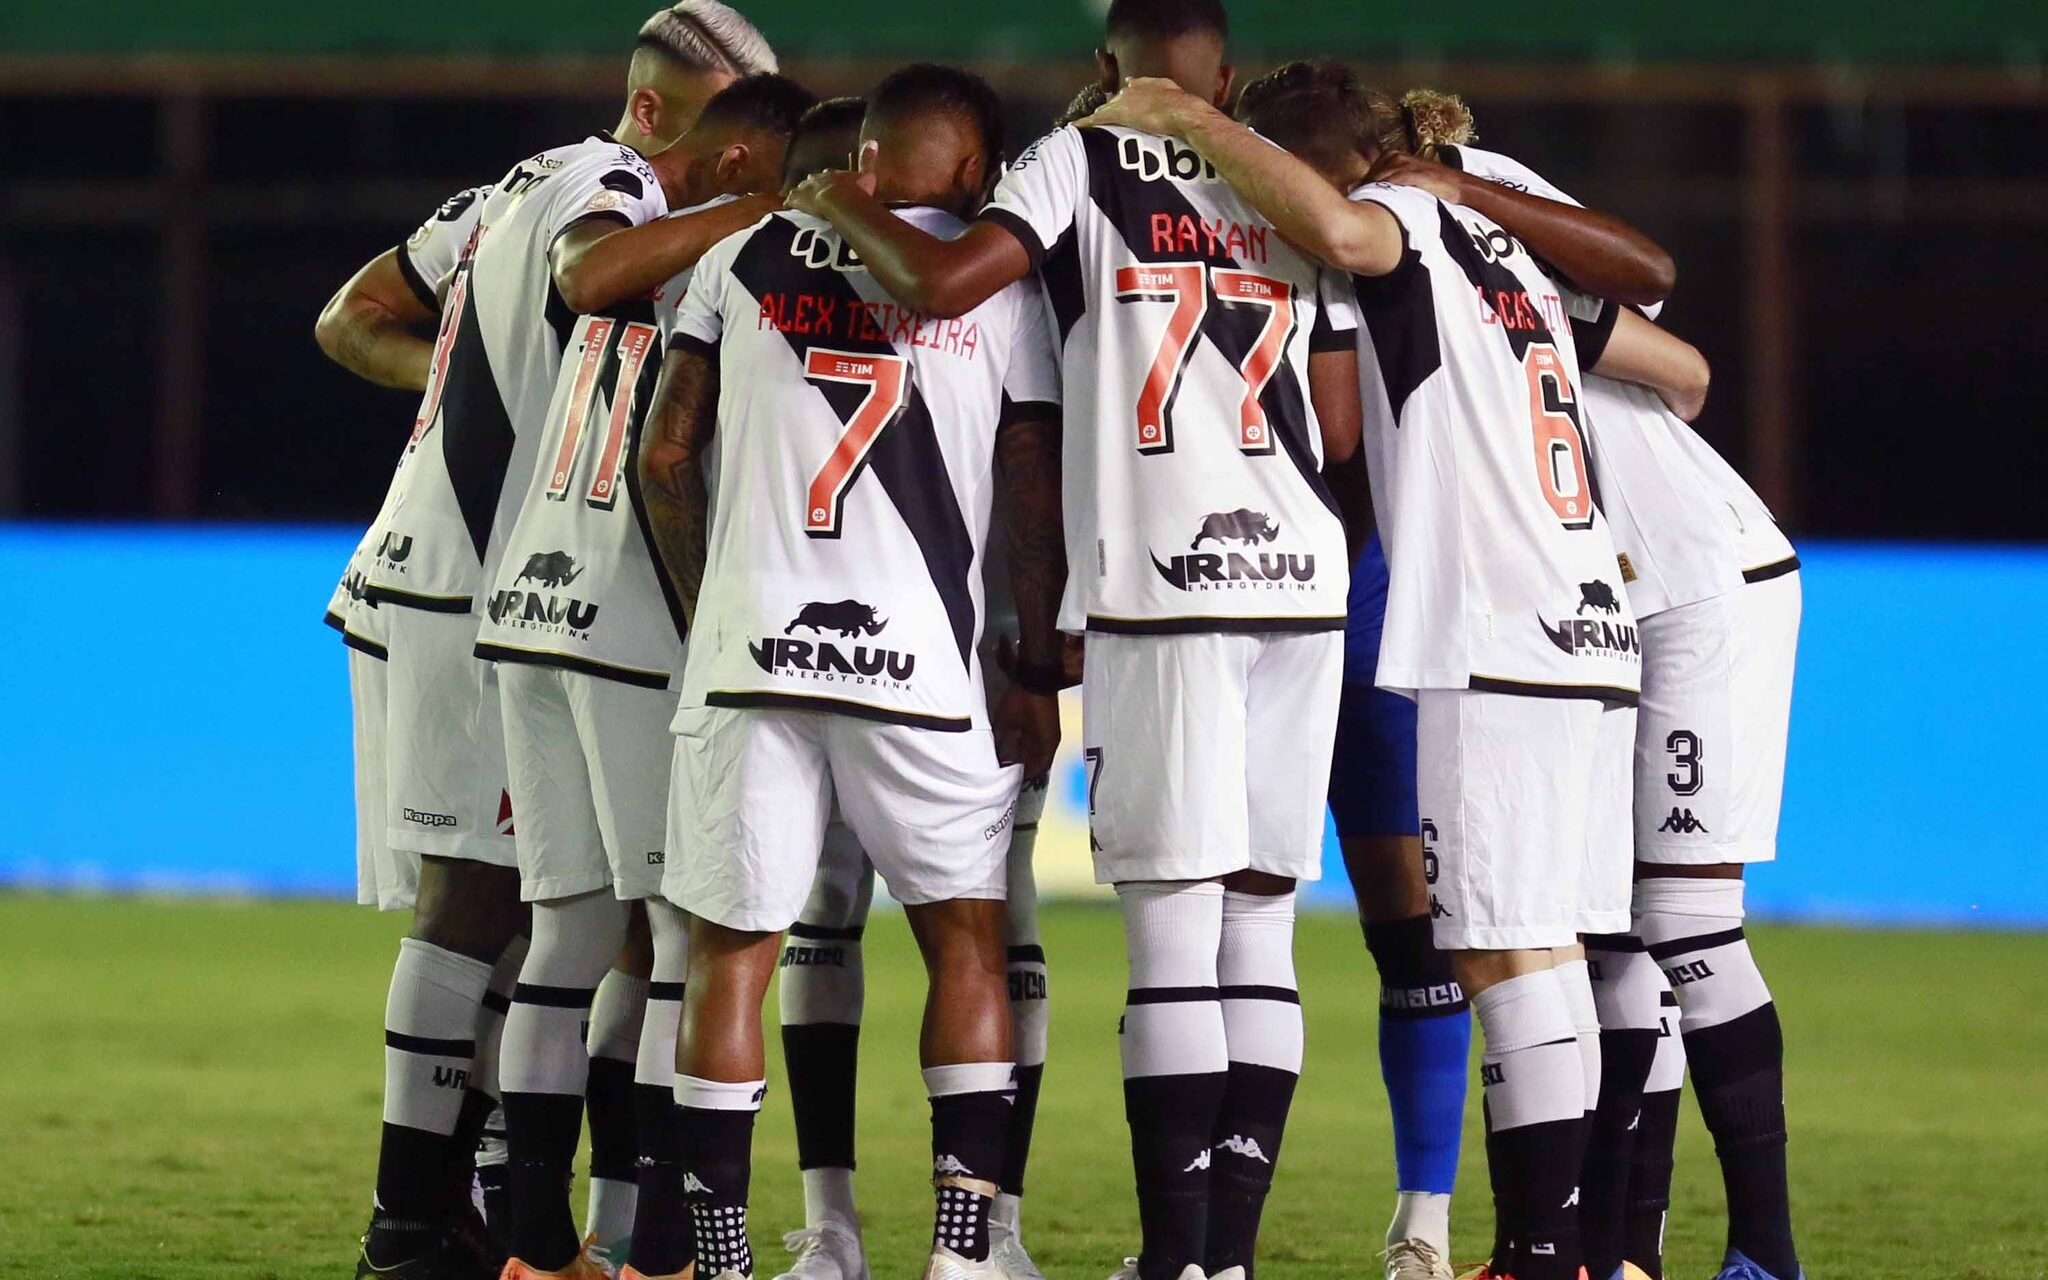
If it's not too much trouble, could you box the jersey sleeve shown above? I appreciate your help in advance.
[1310,268,1361,352]
[398,185,488,310]
[547,146,669,248]
[667,234,734,356]
[1000,283,1063,416]
[978,127,1088,270]
[1566,291,1624,369]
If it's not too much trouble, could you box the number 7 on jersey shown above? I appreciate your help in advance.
[802,348,910,538]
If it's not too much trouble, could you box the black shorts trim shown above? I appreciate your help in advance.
[648,981,687,1001]
[788,922,866,942]
[481,990,512,1016]
[977,207,1046,271]
[1742,555,1801,584]
[1085,613,1347,637]
[362,583,473,613]
[1125,985,1219,1006]
[1220,983,1302,1005]
[473,642,672,691]
[384,1030,476,1057]
[1467,674,1640,707]
[704,690,971,733]
[1584,932,1646,953]
[396,245,439,312]
[1647,925,1745,960]
[998,397,1060,429]
[1007,943,1047,965]
[511,982,599,1009]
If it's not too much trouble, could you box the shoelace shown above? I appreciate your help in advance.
[1383,1239,1449,1279]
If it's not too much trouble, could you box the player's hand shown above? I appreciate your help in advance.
[992,686,1062,779]
[785,166,876,218]
[994,633,1085,690]
[1075,77,1212,139]
[1366,150,1465,204]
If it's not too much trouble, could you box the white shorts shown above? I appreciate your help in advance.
[662,705,1022,932]
[1418,689,1635,950]
[1635,571,1800,864]
[500,662,677,903]
[347,646,412,911]
[1081,630,1340,885]
[383,606,517,868]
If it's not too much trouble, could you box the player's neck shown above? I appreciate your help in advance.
[611,114,659,158]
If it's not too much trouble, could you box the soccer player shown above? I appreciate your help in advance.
[1219,63,1683,1280]
[1402,132,1804,1280]
[637,62,1067,1280]
[318,183,524,1267]
[477,75,814,1280]
[787,8,1375,1279]
[342,8,786,1274]
[1081,72,1713,1280]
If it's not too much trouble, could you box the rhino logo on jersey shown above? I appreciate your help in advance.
[1577,580,1622,615]
[1538,609,1640,661]
[516,550,585,590]
[786,599,888,638]
[376,532,413,564]
[1190,509,1280,549]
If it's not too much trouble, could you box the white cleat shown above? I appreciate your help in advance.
[986,1223,1047,1280]
[923,1245,1008,1280]
[1209,1269,1245,1280]
[1107,1261,1206,1280]
[1383,1239,1454,1280]
[771,1225,869,1280]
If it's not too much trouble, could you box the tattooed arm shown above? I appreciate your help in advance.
[990,408,1068,778]
[313,248,439,391]
[636,343,720,626]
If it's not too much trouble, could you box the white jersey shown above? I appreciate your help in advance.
[1445,144,1797,610]
[1349,182,1641,700]
[472,197,740,688]
[325,185,493,655]
[668,206,1061,731]
[360,136,668,614]
[980,125,1356,635]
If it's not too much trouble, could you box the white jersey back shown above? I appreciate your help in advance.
[361,137,668,613]
[981,125,1354,635]
[473,198,742,688]
[669,206,1061,731]
[326,184,493,655]
[1350,183,1640,700]
[1445,144,1797,610]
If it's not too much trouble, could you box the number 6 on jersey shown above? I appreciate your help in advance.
[803,348,910,538]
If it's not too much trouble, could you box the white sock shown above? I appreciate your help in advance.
[1471,969,1584,1131]
[1117,880,1228,1081]
[803,1166,860,1233]
[1635,879,1773,1032]
[1387,1190,1452,1254]
[1555,956,1602,1112]
[383,938,495,1134]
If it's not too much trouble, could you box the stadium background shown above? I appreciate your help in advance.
[4,0,2045,921]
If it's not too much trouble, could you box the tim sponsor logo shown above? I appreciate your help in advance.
[1152,510,1315,593]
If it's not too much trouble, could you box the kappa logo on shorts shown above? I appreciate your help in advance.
[1655,807,1709,835]
[402,807,457,828]
[1152,511,1316,593]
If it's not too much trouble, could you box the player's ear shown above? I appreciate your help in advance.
[855,138,882,175]
[1214,64,1236,109]
[1096,49,1119,92]
[629,87,664,143]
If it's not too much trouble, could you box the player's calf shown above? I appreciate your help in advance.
[628,898,696,1280]
[1581,937,1668,1280]
[1205,880,1300,1280]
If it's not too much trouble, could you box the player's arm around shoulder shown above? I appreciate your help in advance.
[1583,305,1712,422]
[636,240,736,626]
[313,248,440,391]
[551,193,781,316]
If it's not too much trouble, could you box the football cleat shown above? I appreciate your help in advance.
[1210,1269,1246,1280]
[1710,1251,1803,1280]
[771,1224,869,1280]
[620,1265,697,1280]
[357,1226,496,1280]
[986,1222,1047,1280]
[1453,1266,1509,1280]
[1608,1264,1655,1280]
[498,1236,618,1280]
[1106,1260,1206,1280]
[1385,1239,1455,1280]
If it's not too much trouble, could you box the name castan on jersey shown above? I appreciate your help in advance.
[325,185,492,654]
[472,198,744,688]
[669,206,1060,731]
[980,125,1351,634]
[1349,182,1640,699]
[1444,144,1796,606]
[361,137,668,613]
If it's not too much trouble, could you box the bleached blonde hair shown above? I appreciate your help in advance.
[636,0,778,76]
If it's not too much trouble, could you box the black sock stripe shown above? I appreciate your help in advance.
[1007,944,1047,965]
[648,981,687,1001]
[1647,925,1746,960]
[1661,990,1680,1008]
[1584,932,1646,952]
[1125,985,1219,1005]
[512,982,600,1008]
[787,922,865,941]
[385,1030,476,1057]
[481,989,513,1015]
[1219,983,1301,1004]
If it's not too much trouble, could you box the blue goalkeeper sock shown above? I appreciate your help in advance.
[1366,915,1470,1200]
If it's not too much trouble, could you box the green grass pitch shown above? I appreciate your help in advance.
[6,895,2046,1280]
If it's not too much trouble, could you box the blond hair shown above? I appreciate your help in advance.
[1396,88,1475,159]
[636,0,778,76]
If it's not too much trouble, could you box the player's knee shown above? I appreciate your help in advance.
[615,900,655,978]
[1220,868,1295,896]
[1341,834,1430,922]
[409,856,525,961]
[907,898,1008,983]
[1449,947,1551,997]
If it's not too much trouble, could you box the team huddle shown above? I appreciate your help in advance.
[315,4,1805,1280]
